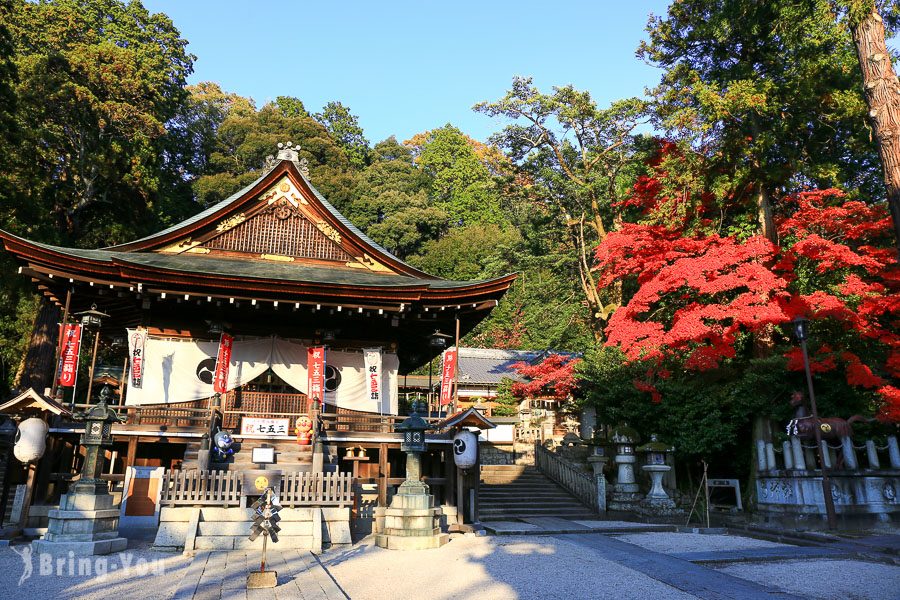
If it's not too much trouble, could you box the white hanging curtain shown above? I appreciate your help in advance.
[124,332,398,414]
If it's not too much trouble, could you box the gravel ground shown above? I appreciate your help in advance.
[717,559,900,600]
[322,534,697,600]
[613,532,792,554]
[0,540,191,599]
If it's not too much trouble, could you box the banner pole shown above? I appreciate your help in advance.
[50,287,73,399]
[453,316,460,413]
[69,325,84,412]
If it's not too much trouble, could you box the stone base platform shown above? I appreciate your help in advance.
[33,492,127,556]
[374,489,448,551]
[154,506,351,554]
[32,536,128,556]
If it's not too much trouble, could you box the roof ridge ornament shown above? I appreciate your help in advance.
[265,141,310,178]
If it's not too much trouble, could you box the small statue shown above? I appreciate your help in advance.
[786,391,873,440]
[212,430,235,461]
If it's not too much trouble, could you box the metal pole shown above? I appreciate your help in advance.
[84,329,101,405]
[69,325,84,412]
[428,357,434,415]
[800,337,838,529]
[50,288,73,399]
[453,316,460,414]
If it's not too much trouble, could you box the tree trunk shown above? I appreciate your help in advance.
[851,7,900,255]
[757,184,777,244]
[13,299,60,394]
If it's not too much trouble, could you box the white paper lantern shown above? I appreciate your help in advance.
[14,418,48,463]
[453,430,478,470]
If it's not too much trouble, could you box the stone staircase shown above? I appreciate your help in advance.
[479,464,597,521]
[183,438,313,471]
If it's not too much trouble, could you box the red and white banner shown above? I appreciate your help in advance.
[213,333,234,394]
[128,329,147,389]
[439,347,458,406]
[307,346,325,406]
[363,347,383,411]
[58,323,82,387]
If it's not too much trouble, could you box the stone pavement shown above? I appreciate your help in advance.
[1,527,898,599]
[172,550,346,600]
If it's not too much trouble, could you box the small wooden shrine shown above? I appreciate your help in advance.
[0,144,514,546]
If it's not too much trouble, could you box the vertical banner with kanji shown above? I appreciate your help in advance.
[58,323,82,387]
[363,347,383,413]
[213,333,234,394]
[439,346,458,406]
[307,346,325,407]
[128,328,147,389]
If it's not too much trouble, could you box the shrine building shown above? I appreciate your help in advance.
[0,143,514,548]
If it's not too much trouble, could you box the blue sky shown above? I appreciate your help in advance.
[143,1,671,144]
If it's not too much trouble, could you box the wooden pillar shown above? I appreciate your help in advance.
[16,463,38,531]
[444,447,456,508]
[125,437,138,471]
[377,442,388,507]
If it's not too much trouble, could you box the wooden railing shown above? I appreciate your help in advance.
[320,410,444,434]
[158,469,353,508]
[534,442,599,512]
[221,391,307,428]
[160,470,242,507]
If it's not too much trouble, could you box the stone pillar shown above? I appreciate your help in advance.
[820,441,832,469]
[587,455,608,512]
[579,406,597,441]
[765,442,777,471]
[791,437,806,471]
[782,441,794,469]
[866,440,881,469]
[756,440,768,472]
[840,437,858,470]
[887,436,900,469]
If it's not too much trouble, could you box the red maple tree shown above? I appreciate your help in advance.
[595,186,899,421]
[510,353,582,401]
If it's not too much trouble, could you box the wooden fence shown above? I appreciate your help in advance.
[158,470,353,508]
[534,442,599,512]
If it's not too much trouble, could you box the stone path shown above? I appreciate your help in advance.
[483,517,674,535]
[560,533,805,599]
[171,550,346,600]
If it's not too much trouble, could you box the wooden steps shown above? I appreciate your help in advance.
[182,438,313,471]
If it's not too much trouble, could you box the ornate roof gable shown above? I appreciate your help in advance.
[110,146,430,278]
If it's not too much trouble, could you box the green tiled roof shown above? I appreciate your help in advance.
[25,240,501,289]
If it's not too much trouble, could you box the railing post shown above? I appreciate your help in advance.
[865,440,881,469]
[840,436,858,470]
[782,441,794,469]
[888,436,900,469]
[791,436,806,471]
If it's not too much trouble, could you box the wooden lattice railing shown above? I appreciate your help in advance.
[158,469,353,508]
[534,442,599,512]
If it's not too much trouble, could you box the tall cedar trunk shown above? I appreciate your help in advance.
[13,299,60,394]
[852,8,900,255]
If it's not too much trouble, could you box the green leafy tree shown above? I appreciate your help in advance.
[3,0,195,245]
[406,125,508,227]
[315,101,369,169]
[344,137,447,258]
[638,0,881,242]
[476,78,647,337]
[190,91,358,211]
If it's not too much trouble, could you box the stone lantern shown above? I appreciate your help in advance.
[375,403,448,550]
[33,385,127,556]
[636,434,680,515]
[608,424,642,511]
[586,431,611,512]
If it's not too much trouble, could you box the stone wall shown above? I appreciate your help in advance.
[480,443,517,465]
[153,506,351,554]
